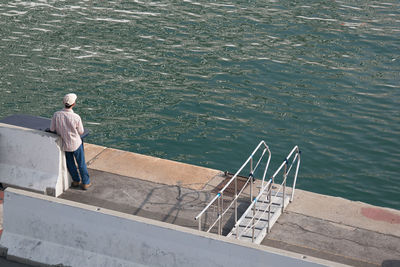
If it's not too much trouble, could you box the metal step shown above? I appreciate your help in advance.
[227,191,291,244]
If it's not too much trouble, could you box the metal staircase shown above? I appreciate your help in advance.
[195,141,301,244]
[227,189,291,244]
[227,145,300,244]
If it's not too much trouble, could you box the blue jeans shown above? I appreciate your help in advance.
[65,143,90,185]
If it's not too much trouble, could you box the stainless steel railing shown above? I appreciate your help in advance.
[194,141,271,234]
[234,145,301,241]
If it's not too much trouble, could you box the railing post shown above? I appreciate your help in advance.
[221,192,224,234]
[252,198,256,242]
[250,179,253,205]
[282,160,287,213]
[291,150,301,202]
[250,155,253,175]
[198,216,201,231]
[268,182,272,233]
[261,146,271,188]
[218,196,221,235]
[235,174,239,240]
[250,156,253,202]
[236,218,239,239]
[235,176,238,224]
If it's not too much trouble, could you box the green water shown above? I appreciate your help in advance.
[1,1,399,209]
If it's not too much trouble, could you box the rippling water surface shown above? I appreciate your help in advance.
[1,0,399,209]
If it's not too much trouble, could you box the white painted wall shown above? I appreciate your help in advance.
[0,123,69,196]
[0,188,331,267]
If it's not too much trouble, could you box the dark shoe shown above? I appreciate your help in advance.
[71,181,81,187]
[81,183,92,190]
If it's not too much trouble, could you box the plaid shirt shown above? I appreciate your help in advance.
[50,108,84,152]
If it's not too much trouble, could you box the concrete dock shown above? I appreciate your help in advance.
[1,143,400,266]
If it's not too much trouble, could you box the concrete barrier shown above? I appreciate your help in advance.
[0,188,334,267]
[0,123,69,196]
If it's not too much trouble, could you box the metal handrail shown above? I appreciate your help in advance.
[234,146,301,241]
[235,179,273,238]
[194,140,271,234]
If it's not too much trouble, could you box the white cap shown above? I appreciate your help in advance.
[63,93,77,106]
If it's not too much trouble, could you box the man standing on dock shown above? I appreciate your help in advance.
[50,93,91,190]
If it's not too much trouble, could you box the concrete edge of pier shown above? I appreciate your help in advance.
[0,139,399,266]
[0,187,347,267]
[84,143,400,238]
[84,143,225,191]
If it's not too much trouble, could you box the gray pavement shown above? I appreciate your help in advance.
[262,211,400,267]
[58,168,400,267]
[2,133,399,266]
[60,169,250,235]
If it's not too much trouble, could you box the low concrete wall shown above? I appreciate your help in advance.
[0,188,330,267]
[0,123,69,196]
